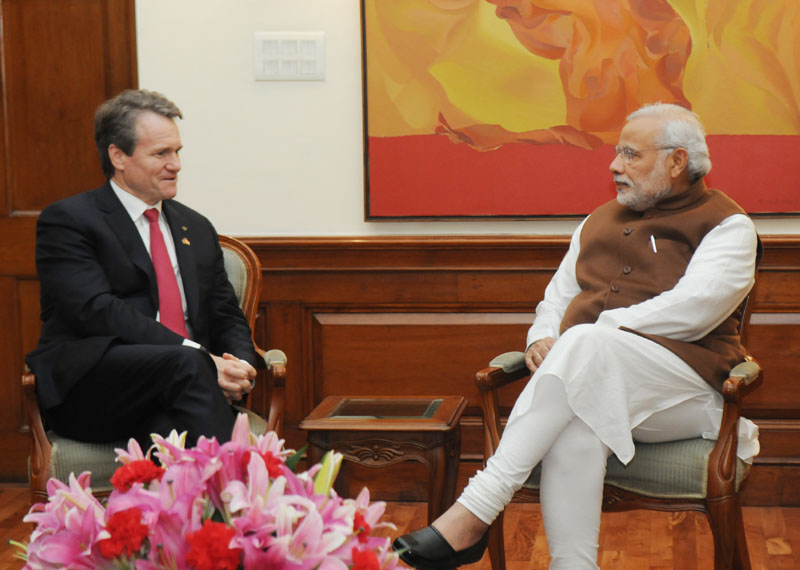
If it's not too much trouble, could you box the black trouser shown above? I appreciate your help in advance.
[44,344,236,451]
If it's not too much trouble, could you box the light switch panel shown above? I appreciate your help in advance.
[254,31,325,81]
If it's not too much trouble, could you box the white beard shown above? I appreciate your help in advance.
[615,159,672,211]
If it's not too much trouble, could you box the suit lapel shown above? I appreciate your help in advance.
[95,183,158,306]
[163,201,200,329]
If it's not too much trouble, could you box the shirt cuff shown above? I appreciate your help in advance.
[182,338,203,350]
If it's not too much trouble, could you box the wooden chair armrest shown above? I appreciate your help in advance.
[21,370,53,491]
[726,359,763,401]
[256,347,287,434]
[475,352,530,392]
[707,359,763,497]
[22,367,35,393]
[263,349,287,377]
[476,351,531,461]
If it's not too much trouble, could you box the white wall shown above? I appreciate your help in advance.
[135,0,797,237]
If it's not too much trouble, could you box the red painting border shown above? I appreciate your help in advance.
[366,134,800,219]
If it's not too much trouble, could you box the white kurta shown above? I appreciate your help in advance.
[522,213,760,463]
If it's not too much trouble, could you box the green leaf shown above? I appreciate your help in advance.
[285,445,307,473]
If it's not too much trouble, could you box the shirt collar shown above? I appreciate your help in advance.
[110,179,162,221]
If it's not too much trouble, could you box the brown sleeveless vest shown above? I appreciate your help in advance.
[560,181,749,392]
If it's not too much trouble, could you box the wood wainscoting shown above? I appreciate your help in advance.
[244,235,800,507]
[4,234,799,506]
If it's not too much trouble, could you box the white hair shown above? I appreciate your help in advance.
[627,103,712,183]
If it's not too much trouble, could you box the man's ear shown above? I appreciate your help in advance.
[108,144,127,172]
[669,148,689,178]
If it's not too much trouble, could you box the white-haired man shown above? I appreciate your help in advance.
[394,103,760,569]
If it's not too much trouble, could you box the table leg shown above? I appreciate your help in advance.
[425,444,447,524]
[306,442,326,469]
[425,431,461,524]
[441,430,461,512]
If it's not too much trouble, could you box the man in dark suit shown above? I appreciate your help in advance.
[26,89,257,449]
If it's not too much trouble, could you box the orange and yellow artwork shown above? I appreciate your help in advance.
[362,0,800,218]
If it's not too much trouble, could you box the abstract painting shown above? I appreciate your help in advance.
[362,0,800,218]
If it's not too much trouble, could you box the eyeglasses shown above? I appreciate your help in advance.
[614,145,678,164]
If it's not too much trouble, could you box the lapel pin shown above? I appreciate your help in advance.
[181,226,188,231]
[182,238,191,246]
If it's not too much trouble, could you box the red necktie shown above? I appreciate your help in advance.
[144,208,189,338]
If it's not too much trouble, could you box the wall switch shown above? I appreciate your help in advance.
[254,31,325,81]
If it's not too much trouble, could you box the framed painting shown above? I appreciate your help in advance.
[361,0,800,219]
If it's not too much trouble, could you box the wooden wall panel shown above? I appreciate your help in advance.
[1,0,136,212]
[19,281,42,360]
[6,282,23,429]
[248,235,800,507]
[311,312,531,402]
[745,323,800,417]
[0,278,25,479]
[0,217,36,276]
[0,50,6,216]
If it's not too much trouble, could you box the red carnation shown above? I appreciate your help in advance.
[98,508,148,559]
[110,459,165,492]
[240,450,284,479]
[352,547,380,570]
[239,450,253,474]
[261,451,284,478]
[353,511,371,543]
[186,520,242,570]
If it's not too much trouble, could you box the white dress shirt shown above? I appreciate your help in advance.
[110,180,193,338]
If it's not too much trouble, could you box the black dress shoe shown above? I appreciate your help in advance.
[392,526,488,570]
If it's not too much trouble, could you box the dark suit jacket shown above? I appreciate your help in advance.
[26,182,256,410]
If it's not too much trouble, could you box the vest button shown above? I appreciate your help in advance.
[611,284,619,293]
[623,265,632,274]
[623,227,632,235]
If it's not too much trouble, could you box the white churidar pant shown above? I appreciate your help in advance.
[457,324,756,570]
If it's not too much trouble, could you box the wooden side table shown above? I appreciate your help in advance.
[300,395,467,524]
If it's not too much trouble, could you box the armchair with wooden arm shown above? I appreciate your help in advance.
[21,235,286,502]
[476,281,762,570]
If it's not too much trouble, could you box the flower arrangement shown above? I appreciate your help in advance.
[13,414,405,570]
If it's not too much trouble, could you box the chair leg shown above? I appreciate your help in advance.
[707,497,751,570]
[487,512,506,570]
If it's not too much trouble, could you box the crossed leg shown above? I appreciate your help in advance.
[399,325,722,569]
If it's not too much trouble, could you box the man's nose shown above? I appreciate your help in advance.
[167,154,181,171]
[609,152,624,174]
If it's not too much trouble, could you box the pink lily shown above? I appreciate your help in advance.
[23,491,106,569]
[25,473,105,543]
[348,487,395,533]
[113,437,150,465]
[149,430,190,467]
[144,509,192,569]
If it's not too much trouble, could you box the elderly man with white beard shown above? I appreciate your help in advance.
[393,103,760,570]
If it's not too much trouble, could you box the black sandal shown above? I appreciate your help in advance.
[392,526,488,570]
